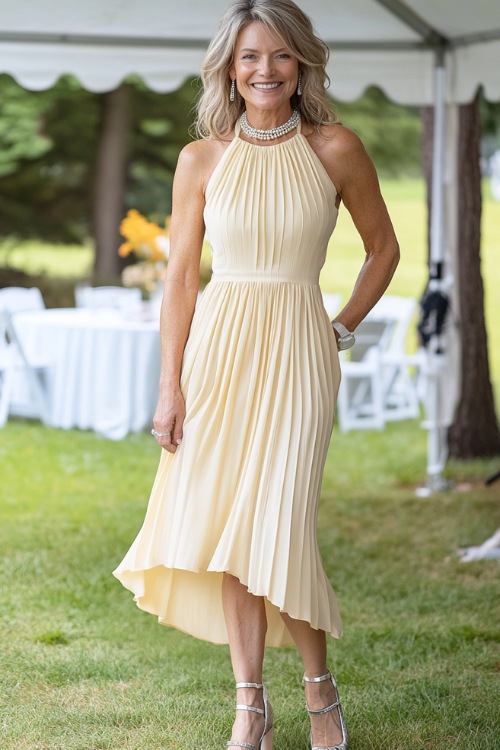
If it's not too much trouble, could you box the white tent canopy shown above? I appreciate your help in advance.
[0,0,499,103]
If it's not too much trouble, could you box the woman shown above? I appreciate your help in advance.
[114,1,399,748]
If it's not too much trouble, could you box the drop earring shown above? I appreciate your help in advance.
[230,79,236,102]
[297,71,302,96]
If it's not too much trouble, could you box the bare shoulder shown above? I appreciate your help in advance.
[176,137,233,194]
[310,124,369,165]
[176,139,218,174]
[312,122,362,147]
[305,123,376,194]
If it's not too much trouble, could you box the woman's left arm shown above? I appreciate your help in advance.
[325,126,400,332]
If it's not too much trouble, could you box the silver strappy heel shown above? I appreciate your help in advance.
[303,671,348,750]
[226,682,273,750]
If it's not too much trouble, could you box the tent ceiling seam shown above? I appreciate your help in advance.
[0,32,431,51]
[450,29,500,48]
[0,32,450,52]
[0,33,432,52]
[0,32,209,49]
[371,0,448,48]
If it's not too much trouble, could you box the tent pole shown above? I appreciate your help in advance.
[417,49,451,497]
[430,52,445,269]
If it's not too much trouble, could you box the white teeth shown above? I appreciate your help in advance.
[253,83,281,90]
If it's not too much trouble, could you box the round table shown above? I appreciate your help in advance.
[14,308,161,440]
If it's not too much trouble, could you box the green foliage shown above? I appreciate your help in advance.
[0,80,52,177]
[0,75,199,244]
[0,75,101,243]
[480,94,500,138]
[1,420,499,749]
[480,93,500,160]
[333,87,423,178]
[124,76,200,222]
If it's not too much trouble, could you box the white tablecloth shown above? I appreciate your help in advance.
[14,308,161,440]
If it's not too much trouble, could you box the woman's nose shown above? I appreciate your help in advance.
[259,56,275,76]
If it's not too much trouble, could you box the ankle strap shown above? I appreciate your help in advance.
[303,671,332,684]
[235,704,265,716]
[235,682,263,689]
[234,682,265,716]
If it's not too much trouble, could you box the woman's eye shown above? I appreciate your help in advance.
[277,53,291,59]
[242,54,256,60]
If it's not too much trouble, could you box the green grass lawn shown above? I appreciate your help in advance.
[1,420,499,750]
[1,239,94,279]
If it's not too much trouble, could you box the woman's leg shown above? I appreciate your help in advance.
[222,573,269,748]
[280,613,343,747]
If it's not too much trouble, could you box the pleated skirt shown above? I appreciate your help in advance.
[113,276,342,647]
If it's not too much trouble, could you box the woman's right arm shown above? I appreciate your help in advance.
[152,141,210,454]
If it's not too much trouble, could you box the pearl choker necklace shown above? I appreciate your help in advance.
[240,109,300,141]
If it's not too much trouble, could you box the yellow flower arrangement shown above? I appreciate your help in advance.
[119,209,170,262]
[118,208,213,296]
[118,209,170,295]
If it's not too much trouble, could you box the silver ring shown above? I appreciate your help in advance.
[151,428,171,438]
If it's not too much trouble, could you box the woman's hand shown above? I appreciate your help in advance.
[152,385,186,453]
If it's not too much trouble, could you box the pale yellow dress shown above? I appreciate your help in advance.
[113,120,343,647]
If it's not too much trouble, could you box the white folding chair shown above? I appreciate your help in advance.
[0,286,51,426]
[0,286,45,314]
[336,296,420,432]
[375,297,420,422]
[321,293,342,319]
[75,285,142,312]
[0,310,50,426]
[337,333,388,432]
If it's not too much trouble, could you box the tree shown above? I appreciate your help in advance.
[422,95,500,459]
[448,95,500,457]
[93,83,131,279]
[91,77,200,278]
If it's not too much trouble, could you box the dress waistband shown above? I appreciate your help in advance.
[212,271,319,285]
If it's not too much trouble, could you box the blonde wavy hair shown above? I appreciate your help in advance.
[196,0,338,139]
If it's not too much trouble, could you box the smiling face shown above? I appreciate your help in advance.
[229,21,299,120]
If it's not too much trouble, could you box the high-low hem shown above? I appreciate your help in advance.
[113,563,342,648]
